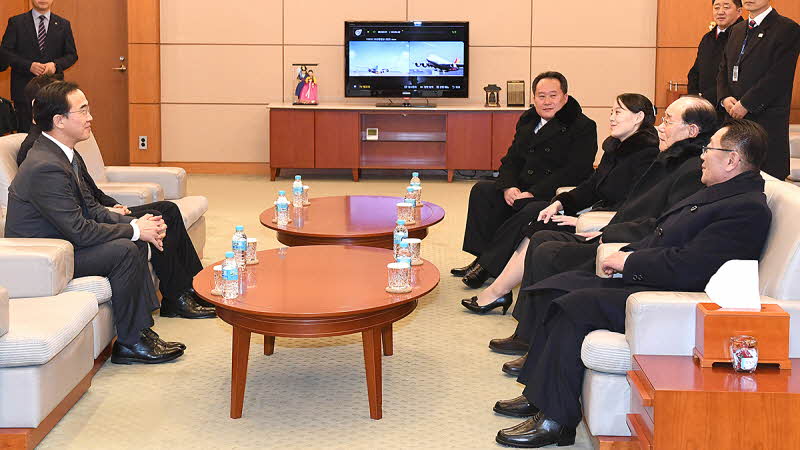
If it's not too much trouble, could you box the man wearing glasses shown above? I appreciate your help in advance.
[6,81,186,365]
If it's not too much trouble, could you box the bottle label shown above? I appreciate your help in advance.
[293,186,303,196]
[277,202,289,212]
[394,230,407,245]
[233,239,247,251]
[223,267,238,281]
[397,256,412,265]
[405,197,416,207]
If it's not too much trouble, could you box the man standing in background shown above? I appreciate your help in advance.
[688,0,743,106]
[717,0,800,179]
[0,0,77,132]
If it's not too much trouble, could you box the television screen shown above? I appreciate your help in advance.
[345,21,469,98]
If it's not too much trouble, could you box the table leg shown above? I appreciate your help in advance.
[264,335,275,355]
[231,325,251,419]
[381,325,393,356]
[362,327,383,420]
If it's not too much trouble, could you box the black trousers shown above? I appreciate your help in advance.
[128,201,202,299]
[74,239,159,346]
[517,286,629,429]
[463,181,516,256]
[512,231,599,340]
[748,108,790,180]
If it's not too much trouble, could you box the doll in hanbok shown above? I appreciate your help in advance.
[299,70,318,104]
[294,66,308,102]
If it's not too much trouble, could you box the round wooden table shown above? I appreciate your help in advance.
[193,245,440,420]
[259,195,445,249]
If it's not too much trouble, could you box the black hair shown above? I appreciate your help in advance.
[24,74,59,105]
[712,0,742,7]
[719,118,768,170]
[32,81,80,132]
[532,71,568,95]
[680,95,718,135]
[616,93,656,129]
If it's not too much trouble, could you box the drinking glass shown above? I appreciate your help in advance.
[302,185,310,206]
[396,202,415,224]
[211,265,223,295]
[403,238,423,265]
[386,262,411,293]
[246,238,258,264]
[412,185,422,206]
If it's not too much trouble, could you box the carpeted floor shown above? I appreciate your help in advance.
[39,170,594,449]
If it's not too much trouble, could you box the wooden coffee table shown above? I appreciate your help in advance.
[193,245,440,420]
[259,195,445,249]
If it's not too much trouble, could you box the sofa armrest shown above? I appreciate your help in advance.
[95,182,164,206]
[595,243,629,278]
[104,166,187,199]
[576,211,615,233]
[0,239,73,298]
[0,286,7,338]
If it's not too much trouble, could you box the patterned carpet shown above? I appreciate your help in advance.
[39,171,594,449]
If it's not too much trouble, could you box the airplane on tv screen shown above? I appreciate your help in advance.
[414,55,463,73]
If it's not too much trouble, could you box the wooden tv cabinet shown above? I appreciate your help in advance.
[268,104,528,182]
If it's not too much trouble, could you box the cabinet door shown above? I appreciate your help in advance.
[269,110,314,168]
[491,112,524,170]
[446,112,491,170]
[314,111,360,168]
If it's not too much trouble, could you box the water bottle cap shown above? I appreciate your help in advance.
[235,225,244,231]
[407,186,414,191]
[412,172,419,177]
[295,175,301,180]
[400,242,409,247]
[278,190,286,195]
[225,251,234,258]
[397,220,406,225]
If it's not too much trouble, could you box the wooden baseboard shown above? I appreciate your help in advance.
[592,434,637,450]
[0,370,92,450]
[159,161,270,175]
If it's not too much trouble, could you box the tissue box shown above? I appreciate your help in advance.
[693,303,791,369]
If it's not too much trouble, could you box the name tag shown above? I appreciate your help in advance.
[732,65,739,82]
[758,33,764,38]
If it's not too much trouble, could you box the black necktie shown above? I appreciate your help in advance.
[37,15,46,53]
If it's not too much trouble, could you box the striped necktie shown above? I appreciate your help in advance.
[748,19,756,29]
[37,15,47,53]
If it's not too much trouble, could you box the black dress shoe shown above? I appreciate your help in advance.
[496,412,576,448]
[502,353,527,376]
[462,264,490,288]
[461,291,513,315]
[450,257,479,277]
[489,334,529,355]
[493,395,540,418]
[111,333,184,365]
[186,288,216,308]
[142,327,186,351]
[160,290,217,319]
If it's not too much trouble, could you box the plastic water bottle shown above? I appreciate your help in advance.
[393,219,408,258]
[404,186,416,207]
[410,172,422,205]
[292,175,304,207]
[396,241,413,266]
[276,190,290,226]
[232,225,247,268]
[410,172,421,187]
[222,251,239,300]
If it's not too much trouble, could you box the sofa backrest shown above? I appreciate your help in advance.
[74,132,107,182]
[760,180,800,300]
[0,133,26,209]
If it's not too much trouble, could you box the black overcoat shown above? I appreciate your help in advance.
[687,19,743,105]
[495,96,597,199]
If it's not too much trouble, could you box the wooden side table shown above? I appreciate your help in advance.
[627,355,800,450]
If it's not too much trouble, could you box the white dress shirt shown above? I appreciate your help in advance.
[534,118,548,134]
[749,6,773,27]
[31,9,51,33]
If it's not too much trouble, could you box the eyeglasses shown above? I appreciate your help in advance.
[659,115,684,127]
[701,146,736,155]
[65,106,91,117]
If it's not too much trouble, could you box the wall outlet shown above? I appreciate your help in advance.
[138,136,148,150]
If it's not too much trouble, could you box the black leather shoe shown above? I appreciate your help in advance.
[489,334,529,355]
[461,292,513,315]
[495,412,576,448]
[186,288,215,308]
[450,257,479,277]
[502,353,527,376]
[462,264,490,288]
[142,327,186,351]
[160,290,216,319]
[493,395,540,418]
[111,333,184,365]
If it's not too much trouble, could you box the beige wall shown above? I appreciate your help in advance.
[160,0,657,163]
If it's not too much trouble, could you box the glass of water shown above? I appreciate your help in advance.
[396,202,415,224]
[211,265,223,295]
[402,238,423,265]
[246,238,258,264]
[386,262,411,293]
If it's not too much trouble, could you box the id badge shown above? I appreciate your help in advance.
[732,65,739,82]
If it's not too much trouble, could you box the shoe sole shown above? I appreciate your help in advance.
[110,350,184,365]
[502,366,521,377]
[495,436,574,448]
[160,311,217,319]
[493,405,538,418]
[488,344,529,355]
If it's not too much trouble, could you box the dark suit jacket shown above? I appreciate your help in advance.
[17,124,118,206]
[687,18,742,105]
[0,11,78,102]
[495,96,597,199]
[6,135,134,248]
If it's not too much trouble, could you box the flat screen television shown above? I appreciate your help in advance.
[345,21,469,100]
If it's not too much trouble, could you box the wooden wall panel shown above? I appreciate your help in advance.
[128,0,159,43]
[657,0,717,48]
[314,111,359,168]
[654,47,697,108]
[129,104,160,164]
[447,112,492,170]
[128,44,159,103]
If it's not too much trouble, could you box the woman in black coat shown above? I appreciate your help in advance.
[463,93,659,314]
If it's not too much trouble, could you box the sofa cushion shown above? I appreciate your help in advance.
[170,196,209,229]
[0,286,7,338]
[0,133,27,209]
[64,276,112,305]
[761,180,800,300]
[0,291,97,367]
[789,130,800,158]
[74,132,107,182]
[581,330,631,374]
[95,181,164,206]
[789,158,800,182]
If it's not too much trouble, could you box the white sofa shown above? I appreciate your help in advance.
[789,124,800,185]
[577,178,800,438]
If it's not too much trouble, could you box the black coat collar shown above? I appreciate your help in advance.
[655,132,712,165]
[519,95,583,129]
[660,170,765,219]
[602,127,659,156]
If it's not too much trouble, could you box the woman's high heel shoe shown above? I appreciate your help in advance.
[461,291,513,315]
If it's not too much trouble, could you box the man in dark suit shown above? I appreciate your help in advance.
[452,71,597,287]
[717,0,800,179]
[6,81,185,364]
[0,0,77,132]
[492,119,772,448]
[687,0,743,106]
[16,75,215,319]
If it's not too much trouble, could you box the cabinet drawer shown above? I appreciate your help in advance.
[626,413,653,450]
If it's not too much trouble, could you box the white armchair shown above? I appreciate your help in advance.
[789,124,800,185]
[580,178,800,438]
